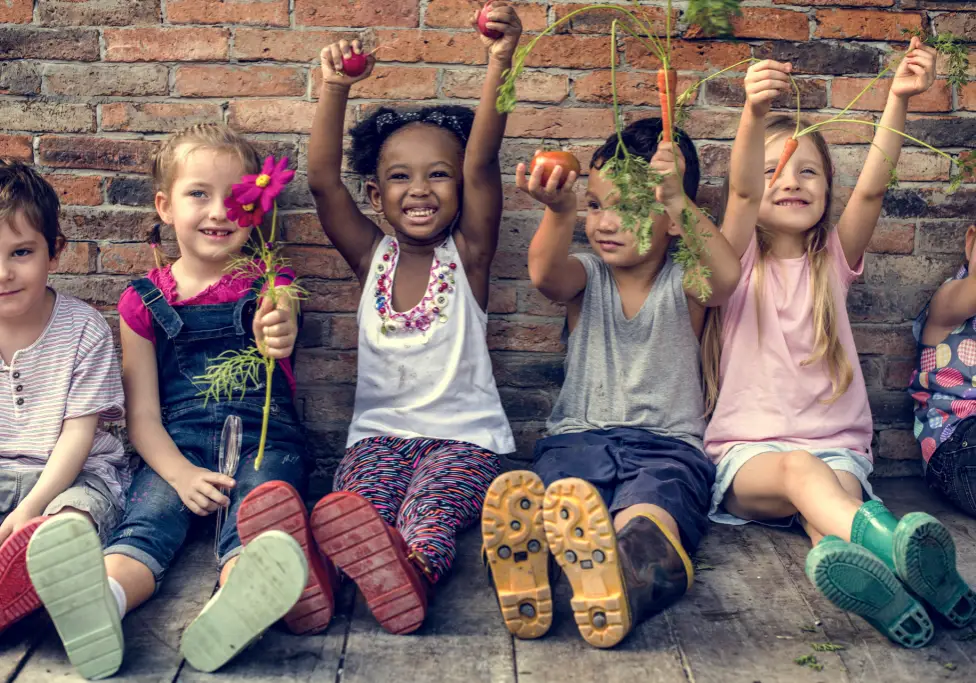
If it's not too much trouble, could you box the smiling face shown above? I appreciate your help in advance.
[758,134,829,237]
[0,210,59,322]
[367,123,463,244]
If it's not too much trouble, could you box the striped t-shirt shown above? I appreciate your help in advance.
[0,290,128,508]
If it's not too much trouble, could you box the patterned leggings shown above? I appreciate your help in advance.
[334,436,500,583]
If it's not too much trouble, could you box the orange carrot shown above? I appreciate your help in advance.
[769,136,799,188]
[657,69,677,142]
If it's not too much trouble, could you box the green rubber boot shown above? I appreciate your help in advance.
[806,536,933,649]
[850,500,899,570]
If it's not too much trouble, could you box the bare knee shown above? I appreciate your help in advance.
[778,451,822,489]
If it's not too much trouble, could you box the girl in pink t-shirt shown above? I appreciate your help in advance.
[702,47,974,648]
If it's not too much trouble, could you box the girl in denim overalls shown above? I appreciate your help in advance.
[26,125,332,679]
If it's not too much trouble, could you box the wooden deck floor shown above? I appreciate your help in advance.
[2,478,975,683]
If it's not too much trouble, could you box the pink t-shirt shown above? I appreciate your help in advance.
[704,229,873,464]
[117,264,297,394]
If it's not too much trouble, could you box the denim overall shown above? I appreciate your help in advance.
[104,277,308,581]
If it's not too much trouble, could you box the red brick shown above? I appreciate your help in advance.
[506,107,615,138]
[55,242,95,274]
[101,102,222,133]
[304,280,360,312]
[852,324,915,355]
[39,136,156,172]
[0,134,33,162]
[99,243,157,275]
[300,349,358,383]
[402,31,487,65]
[518,287,565,317]
[706,76,827,109]
[575,71,700,107]
[884,357,915,388]
[867,220,915,255]
[44,174,102,206]
[37,0,159,26]
[796,112,879,145]
[775,0,892,5]
[282,213,331,245]
[488,321,563,352]
[878,429,920,461]
[43,64,169,97]
[492,251,529,279]
[166,0,288,26]
[686,8,809,41]
[174,65,306,98]
[625,39,751,72]
[48,274,130,309]
[0,27,100,61]
[281,246,354,279]
[523,35,617,69]
[814,9,925,40]
[962,83,976,112]
[488,283,517,315]
[553,3,676,35]
[228,100,318,134]
[937,46,976,80]
[681,109,741,139]
[443,69,567,103]
[833,147,950,182]
[329,316,358,349]
[831,78,952,112]
[425,0,547,32]
[0,102,93,134]
[295,0,419,28]
[234,28,335,62]
[347,66,438,100]
[60,208,157,241]
[0,0,33,23]
[104,28,229,62]
[932,12,976,40]
[698,143,730,178]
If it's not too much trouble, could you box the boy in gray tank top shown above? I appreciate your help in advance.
[480,119,741,647]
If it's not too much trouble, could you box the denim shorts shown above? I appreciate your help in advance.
[709,441,879,526]
[926,416,976,518]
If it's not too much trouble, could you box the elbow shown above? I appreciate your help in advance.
[707,268,741,307]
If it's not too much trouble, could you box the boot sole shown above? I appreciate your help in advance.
[543,478,631,649]
[180,530,307,673]
[0,517,46,633]
[26,514,124,680]
[806,540,933,649]
[482,471,552,639]
[237,481,336,634]
[310,492,425,635]
[893,512,976,628]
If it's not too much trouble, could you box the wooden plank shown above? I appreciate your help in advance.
[0,612,49,683]
[337,529,516,683]
[669,523,849,683]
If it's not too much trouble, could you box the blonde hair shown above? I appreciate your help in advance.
[147,123,262,268]
[702,115,851,416]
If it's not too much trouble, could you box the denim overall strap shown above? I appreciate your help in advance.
[130,277,183,340]
[233,288,258,337]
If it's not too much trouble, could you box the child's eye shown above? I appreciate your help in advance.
[189,190,207,198]
[764,168,775,175]
[431,171,450,179]
[587,201,601,211]
[802,168,818,176]
[12,248,32,258]
[389,172,409,181]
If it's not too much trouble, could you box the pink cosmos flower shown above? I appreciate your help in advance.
[224,196,265,229]
[231,156,295,214]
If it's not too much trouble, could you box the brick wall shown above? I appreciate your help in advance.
[1,0,973,493]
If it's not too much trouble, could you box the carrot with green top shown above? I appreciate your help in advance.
[658,69,677,143]
[769,136,799,188]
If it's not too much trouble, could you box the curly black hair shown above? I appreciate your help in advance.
[590,117,701,201]
[347,105,475,177]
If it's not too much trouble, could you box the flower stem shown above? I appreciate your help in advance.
[254,356,274,471]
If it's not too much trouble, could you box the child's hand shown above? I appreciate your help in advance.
[172,464,234,516]
[743,59,792,118]
[321,40,374,87]
[516,154,578,214]
[474,1,522,63]
[254,295,298,360]
[890,36,936,100]
[0,503,41,545]
[650,142,686,209]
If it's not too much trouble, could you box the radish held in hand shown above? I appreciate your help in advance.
[478,2,503,39]
[341,51,369,78]
[530,151,581,188]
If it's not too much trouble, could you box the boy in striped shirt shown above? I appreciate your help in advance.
[0,160,127,634]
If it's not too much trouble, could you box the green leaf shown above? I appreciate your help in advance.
[686,0,743,37]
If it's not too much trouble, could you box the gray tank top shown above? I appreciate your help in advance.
[546,252,706,450]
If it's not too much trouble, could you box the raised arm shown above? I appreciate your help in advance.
[307,40,384,284]
[722,60,794,258]
[454,2,522,272]
[836,36,936,269]
[924,227,976,344]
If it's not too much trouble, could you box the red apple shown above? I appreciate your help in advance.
[529,151,581,188]
[477,2,503,40]
[341,51,369,78]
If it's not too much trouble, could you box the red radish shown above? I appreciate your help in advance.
[658,69,677,143]
[530,150,581,188]
[341,51,369,78]
[478,2,503,40]
[769,136,799,188]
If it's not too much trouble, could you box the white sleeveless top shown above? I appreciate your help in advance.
[346,235,515,454]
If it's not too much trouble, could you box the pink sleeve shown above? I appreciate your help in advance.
[117,286,156,344]
[827,227,863,288]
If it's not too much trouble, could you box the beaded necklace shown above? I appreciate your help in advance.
[374,238,457,335]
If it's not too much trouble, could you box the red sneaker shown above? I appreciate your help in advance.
[310,492,428,635]
[0,516,48,633]
[237,481,338,635]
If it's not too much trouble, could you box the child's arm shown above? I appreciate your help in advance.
[836,36,936,269]
[454,2,522,288]
[523,162,588,302]
[924,234,976,344]
[307,40,384,285]
[651,142,741,307]
[121,322,234,516]
[722,60,794,258]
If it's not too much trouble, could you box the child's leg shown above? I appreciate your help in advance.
[331,437,415,525]
[925,431,976,519]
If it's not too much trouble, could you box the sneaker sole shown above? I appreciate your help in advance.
[310,492,425,635]
[26,514,124,680]
[0,517,46,633]
[893,512,976,628]
[180,530,307,673]
[482,471,552,639]
[806,540,933,649]
[542,478,631,649]
[237,481,336,635]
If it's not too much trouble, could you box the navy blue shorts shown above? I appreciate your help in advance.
[533,428,716,553]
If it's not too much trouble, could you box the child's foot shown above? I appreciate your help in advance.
[543,478,631,648]
[806,536,933,649]
[482,470,552,639]
[310,492,427,635]
[616,514,693,623]
[0,516,47,633]
[237,480,339,634]
[180,530,307,673]
[892,512,976,628]
[26,513,124,680]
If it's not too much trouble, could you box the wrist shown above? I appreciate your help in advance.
[322,81,352,96]
[547,196,577,216]
[488,54,513,69]
[17,496,47,517]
